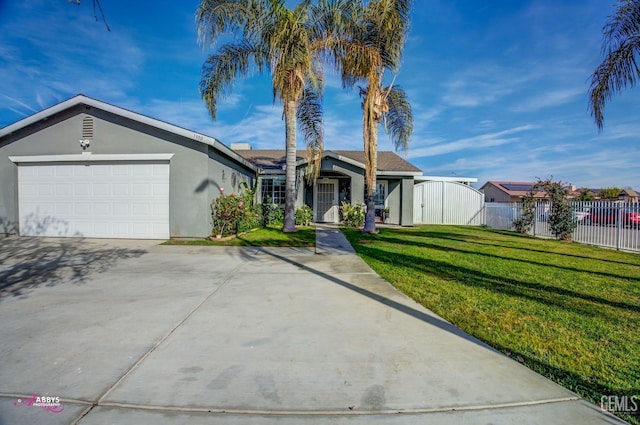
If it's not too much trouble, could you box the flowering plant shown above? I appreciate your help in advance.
[211,186,260,236]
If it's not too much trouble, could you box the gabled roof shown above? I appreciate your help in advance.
[480,181,548,198]
[0,94,256,171]
[235,149,422,175]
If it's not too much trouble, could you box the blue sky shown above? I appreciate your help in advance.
[1,0,639,189]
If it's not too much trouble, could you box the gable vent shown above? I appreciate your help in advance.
[82,116,94,140]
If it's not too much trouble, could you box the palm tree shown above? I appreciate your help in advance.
[337,0,413,232]
[196,0,325,232]
[589,0,640,131]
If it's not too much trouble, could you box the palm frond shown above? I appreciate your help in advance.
[383,85,413,153]
[298,88,324,182]
[196,0,265,48]
[589,0,640,130]
[602,0,640,48]
[200,41,268,119]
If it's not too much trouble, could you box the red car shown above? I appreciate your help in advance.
[586,206,640,226]
[624,207,640,226]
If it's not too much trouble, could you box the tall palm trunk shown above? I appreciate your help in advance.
[362,88,379,233]
[283,99,298,232]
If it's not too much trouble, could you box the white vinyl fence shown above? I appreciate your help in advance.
[414,181,484,225]
[483,201,640,252]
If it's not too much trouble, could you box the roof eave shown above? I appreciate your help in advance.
[378,171,423,177]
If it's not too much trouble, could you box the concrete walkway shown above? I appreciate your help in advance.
[0,232,627,424]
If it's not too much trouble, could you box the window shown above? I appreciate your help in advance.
[373,181,387,207]
[261,177,286,205]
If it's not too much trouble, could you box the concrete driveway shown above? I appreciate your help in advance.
[0,234,626,424]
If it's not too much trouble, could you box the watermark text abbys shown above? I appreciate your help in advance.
[13,394,64,413]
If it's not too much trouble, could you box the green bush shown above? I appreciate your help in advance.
[211,186,260,237]
[513,190,536,234]
[341,201,366,228]
[536,178,577,241]
[260,197,284,227]
[295,205,313,226]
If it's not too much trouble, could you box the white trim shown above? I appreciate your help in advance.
[378,170,423,176]
[9,153,174,163]
[415,175,478,183]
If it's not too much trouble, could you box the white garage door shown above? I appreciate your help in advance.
[17,161,170,239]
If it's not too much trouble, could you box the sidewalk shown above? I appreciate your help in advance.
[315,224,356,255]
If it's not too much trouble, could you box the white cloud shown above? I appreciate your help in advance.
[407,124,537,158]
[418,138,640,190]
[513,87,585,112]
[0,1,144,122]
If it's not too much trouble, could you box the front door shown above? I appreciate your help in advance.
[315,179,338,223]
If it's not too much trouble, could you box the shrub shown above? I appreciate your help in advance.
[211,186,260,237]
[212,192,242,237]
[536,178,577,241]
[341,201,366,228]
[295,205,313,226]
[513,190,536,234]
[260,197,284,227]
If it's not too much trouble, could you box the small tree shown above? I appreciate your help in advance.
[599,187,622,200]
[513,190,537,234]
[537,178,577,241]
[576,188,595,202]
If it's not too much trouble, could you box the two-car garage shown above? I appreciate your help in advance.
[11,155,172,239]
[0,95,257,239]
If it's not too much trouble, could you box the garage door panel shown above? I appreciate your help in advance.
[93,203,112,217]
[92,166,109,177]
[74,183,91,196]
[56,203,74,216]
[38,184,54,196]
[37,166,55,177]
[56,183,74,196]
[132,183,151,197]
[72,166,91,177]
[131,204,149,216]
[152,203,169,217]
[18,162,170,239]
[93,183,110,197]
[55,166,73,177]
[111,164,130,176]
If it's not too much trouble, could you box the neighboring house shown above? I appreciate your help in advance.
[620,188,639,202]
[233,148,422,225]
[0,95,423,239]
[480,181,547,203]
[0,95,255,239]
[482,181,639,203]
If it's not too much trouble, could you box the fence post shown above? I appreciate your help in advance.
[533,203,537,236]
[616,203,622,251]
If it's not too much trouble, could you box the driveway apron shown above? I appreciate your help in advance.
[0,232,626,424]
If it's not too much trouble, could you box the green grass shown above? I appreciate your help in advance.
[163,226,316,247]
[342,225,640,424]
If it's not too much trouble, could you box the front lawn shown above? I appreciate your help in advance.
[342,225,640,424]
[163,226,316,247]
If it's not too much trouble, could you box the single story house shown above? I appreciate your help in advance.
[0,95,422,239]
[233,148,422,226]
[480,181,543,203]
[620,188,639,202]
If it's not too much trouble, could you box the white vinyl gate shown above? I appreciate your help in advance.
[414,181,484,225]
